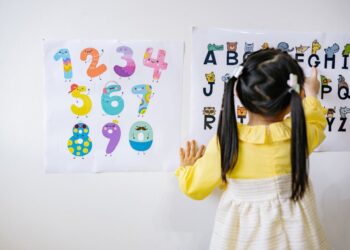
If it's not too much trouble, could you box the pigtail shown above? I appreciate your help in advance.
[290,91,309,201]
[217,76,239,183]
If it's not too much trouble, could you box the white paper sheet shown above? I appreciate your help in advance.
[191,27,350,151]
[43,40,184,172]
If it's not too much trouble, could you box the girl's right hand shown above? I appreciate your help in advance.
[304,67,320,97]
[179,140,206,167]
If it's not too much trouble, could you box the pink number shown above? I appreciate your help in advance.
[143,48,168,82]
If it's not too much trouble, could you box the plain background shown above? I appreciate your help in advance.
[0,0,349,249]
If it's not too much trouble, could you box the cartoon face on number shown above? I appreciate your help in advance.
[104,83,122,94]
[101,81,124,116]
[72,123,89,136]
[117,46,133,54]
[102,121,121,155]
[67,123,92,158]
[54,49,71,60]
[129,121,153,153]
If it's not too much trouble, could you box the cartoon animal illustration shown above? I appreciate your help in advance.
[327,107,336,118]
[312,40,321,54]
[261,42,270,50]
[67,123,92,158]
[342,44,350,56]
[339,106,350,118]
[102,120,121,156]
[101,81,124,116]
[208,44,224,51]
[129,121,153,153]
[320,75,332,85]
[244,42,254,53]
[227,42,238,52]
[236,105,247,123]
[221,73,231,83]
[80,48,107,80]
[143,48,168,82]
[69,83,92,118]
[206,72,215,83]
[203,107,216,116]
[237,106,247,118]
[295,45,310,53]
[203,72,216,96]
[114,46,136,78]
[324,43,340,57]
[277,42,294,52]
[54,48,72,81]
[131,84,153,116]
[338,74,348,89]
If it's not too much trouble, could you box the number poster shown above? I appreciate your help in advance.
[43,40,184,172]
[191,27,350,151]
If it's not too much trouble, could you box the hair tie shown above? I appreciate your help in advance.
[232,65,244,79]
[287,73,300,94]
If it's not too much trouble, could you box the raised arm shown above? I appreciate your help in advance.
[303,67,327,152]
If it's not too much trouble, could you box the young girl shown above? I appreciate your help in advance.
[175,49,329,249]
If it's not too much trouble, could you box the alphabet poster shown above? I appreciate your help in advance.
[191,27,350,151]
[43,40,184,172]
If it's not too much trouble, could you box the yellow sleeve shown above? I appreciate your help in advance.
[303,96,327,152]
[174,135,223,200]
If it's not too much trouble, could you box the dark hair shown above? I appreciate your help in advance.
[217,48,308,201]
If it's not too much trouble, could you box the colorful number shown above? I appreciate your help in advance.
[54,48,73,81]
[101,81,124,116]
[102,120,121,155]
[131,84,153,116]
[129,121,153,153]
[114,46,136,78]
[80,48,107,80]
[67,123,92,158]
[69,83,92,118]
[143,48,168,82]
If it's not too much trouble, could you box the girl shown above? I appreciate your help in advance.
[175,49,329,249]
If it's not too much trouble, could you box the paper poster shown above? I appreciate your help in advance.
[191,27,350,151]
[43,40,184,172]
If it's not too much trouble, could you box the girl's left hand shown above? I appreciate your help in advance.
[179,140,206,167]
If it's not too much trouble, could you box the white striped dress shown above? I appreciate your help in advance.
[209,174,329,250]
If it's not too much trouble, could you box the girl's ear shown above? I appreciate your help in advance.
[300,88,306,99]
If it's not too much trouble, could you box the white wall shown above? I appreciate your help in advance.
[0,0,349,249]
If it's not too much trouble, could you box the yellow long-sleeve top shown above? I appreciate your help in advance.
[175,96,327,200]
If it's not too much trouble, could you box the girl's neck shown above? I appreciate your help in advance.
[247,111,286,126]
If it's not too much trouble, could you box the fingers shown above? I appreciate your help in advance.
[305,67,317,81]
[186,141,190,158]
[183,140,197,158]
[179,147,185,160]
[199,145,206,156]
[311,66,318,78]
[179,140,205,166]
[195,145,206,159]
[190,140,196,157]
[304,67,320,97]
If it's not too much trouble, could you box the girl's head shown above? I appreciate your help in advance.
[236,49,305,116]
[217,48,308,201]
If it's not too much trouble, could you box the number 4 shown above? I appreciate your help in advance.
[143,48,168,82]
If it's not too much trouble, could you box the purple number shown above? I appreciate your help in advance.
[114,46,136,78]
[102,121,121,155]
